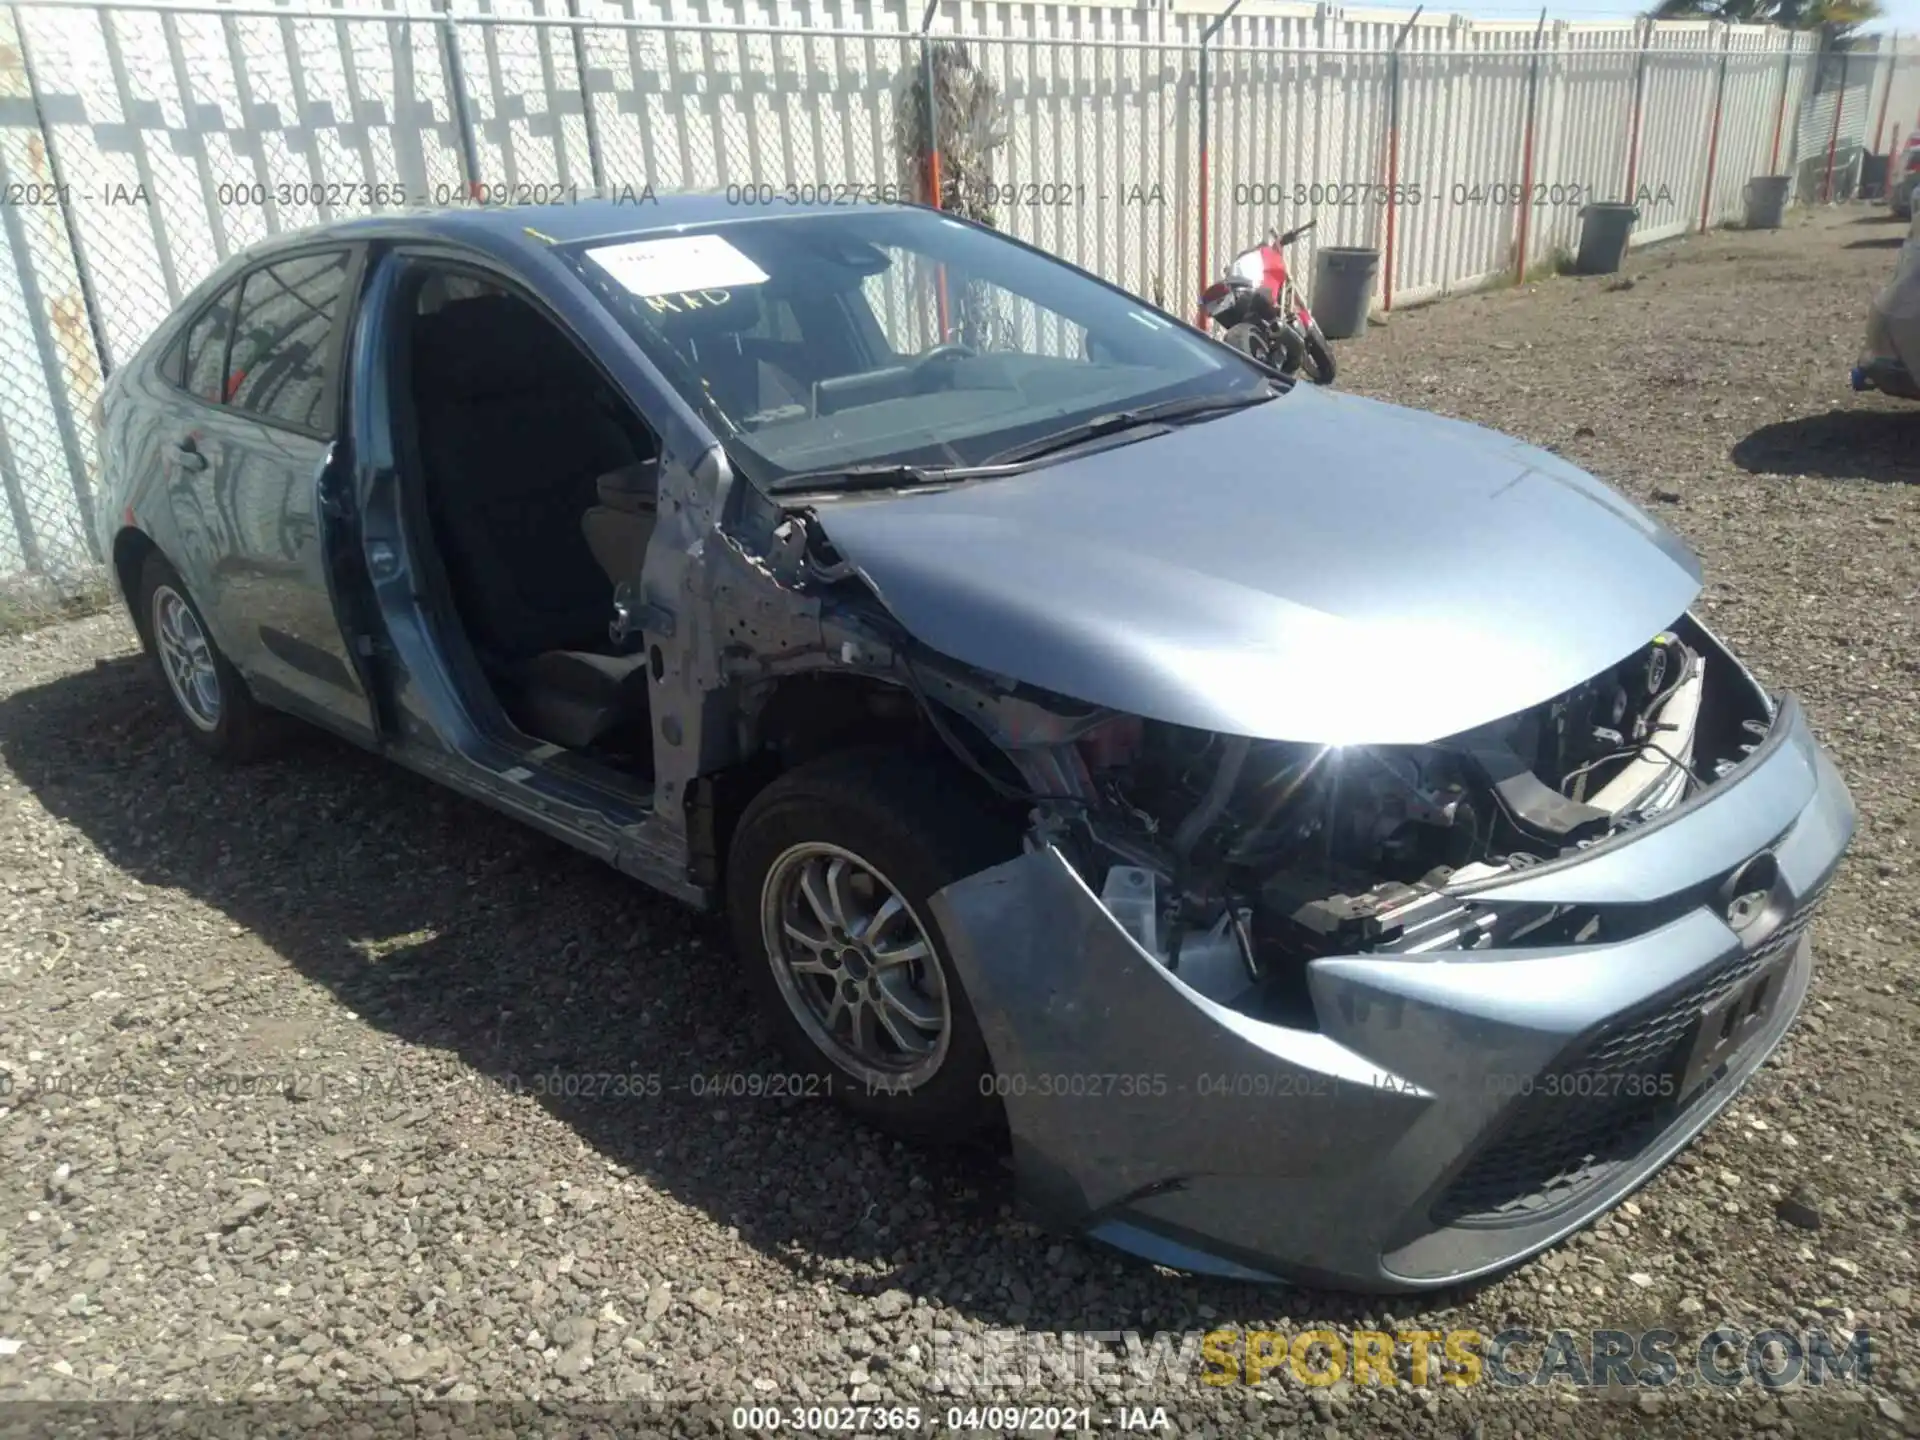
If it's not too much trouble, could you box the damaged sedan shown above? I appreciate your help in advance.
[95,197,1854,1291]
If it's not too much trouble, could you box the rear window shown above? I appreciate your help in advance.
[226,250,353,433]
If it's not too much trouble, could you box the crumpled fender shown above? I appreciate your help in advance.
[928,848,1428,1248]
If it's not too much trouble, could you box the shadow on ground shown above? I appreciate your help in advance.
[1732,408,1920,482]
[1844,236,1906,250]
[0,655,1488,1329]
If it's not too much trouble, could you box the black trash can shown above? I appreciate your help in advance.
[1574,203,1639,275]
[1861,153,1891,201]
[1310,246,1379,340]
[1743,175,1791,230]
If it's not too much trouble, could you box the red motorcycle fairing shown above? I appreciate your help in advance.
[1233,243,1316,332]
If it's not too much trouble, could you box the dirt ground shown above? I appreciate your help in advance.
[0,206,1916,1438]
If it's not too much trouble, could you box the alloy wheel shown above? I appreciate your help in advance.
[759,842,951,1088]
[150,584,222,732]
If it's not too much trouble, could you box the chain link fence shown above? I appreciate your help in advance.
[0,0,1911,630]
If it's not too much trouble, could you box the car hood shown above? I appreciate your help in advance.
[811,383,1703,745]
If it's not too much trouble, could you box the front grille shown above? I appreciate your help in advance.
[1431,892,1824,1230]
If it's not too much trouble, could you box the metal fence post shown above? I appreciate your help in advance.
[1698,26,1732,233]
[1624,18,1651,203]
[1820,38,1849,203]
[13,5,110,380]
[1768,33,1795,176]
[917,0,952,341]
[919,0,940,209]
[1512,8,1546,284]
[1381,6,1423,313]
[1193,0,1247,327]
[1820,43,1850,205]
[566,0,606,194]
[1872,34,1897,167]
[8,4,103,558]
[438,0,483,197]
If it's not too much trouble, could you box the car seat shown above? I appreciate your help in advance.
[411,294,652,750]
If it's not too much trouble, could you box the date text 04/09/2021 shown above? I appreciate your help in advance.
[728,1404,1174,1433]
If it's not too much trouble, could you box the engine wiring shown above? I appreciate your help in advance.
[1551,638,1705,807]
[1557,729,1704,802]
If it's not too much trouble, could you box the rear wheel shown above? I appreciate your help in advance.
[725,747,1014,1141]
[135,552,277,761]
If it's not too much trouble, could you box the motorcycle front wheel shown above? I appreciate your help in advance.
[1301,329,1337,385]
[1221,322,1262,357]
[1224,322,1303,375]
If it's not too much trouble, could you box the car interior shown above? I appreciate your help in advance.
[403,272,665,765]
[395,251,1155,770]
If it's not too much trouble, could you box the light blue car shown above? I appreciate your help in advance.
[94,197,1855,1291]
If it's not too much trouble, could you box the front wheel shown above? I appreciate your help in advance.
[725,747,1014,1142]
[1301,329,1337,385]
[1221,322,1262,358]
[1224,321,1303,374]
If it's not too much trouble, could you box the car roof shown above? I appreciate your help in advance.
[250,191,919,259]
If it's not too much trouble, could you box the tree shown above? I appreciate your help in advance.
[892,39,1010,228]
[1650,0,1881,31]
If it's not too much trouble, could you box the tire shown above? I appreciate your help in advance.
[134,551,277,761]
[1302,329,1337,385]
[1225,322,1303,375]
[725,746,1016,1142]
[1270,324,1306,375]
[1221,322,1262,358]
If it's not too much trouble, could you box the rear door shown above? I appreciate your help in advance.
[190,246,379,742]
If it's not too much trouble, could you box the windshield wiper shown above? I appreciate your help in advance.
[763,461,995,496]
[984,386,1281,467]
[763,384,1281,495]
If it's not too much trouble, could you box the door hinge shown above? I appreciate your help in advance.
[611,583,675,644]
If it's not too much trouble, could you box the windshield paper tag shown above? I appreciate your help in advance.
[586,235,770,302]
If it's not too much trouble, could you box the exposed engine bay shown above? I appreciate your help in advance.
[1010,615,1775,1013]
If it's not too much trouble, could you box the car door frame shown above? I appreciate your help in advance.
[341,240,710,904]
[153,239,383,746]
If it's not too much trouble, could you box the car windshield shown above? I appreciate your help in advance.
[556,208,1272,488]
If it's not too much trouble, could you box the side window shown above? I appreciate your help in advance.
[226,250,353,433]
[182,285,239,404]
[160,332,186,388]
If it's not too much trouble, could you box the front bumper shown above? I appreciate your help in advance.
[931,695,1854,1292]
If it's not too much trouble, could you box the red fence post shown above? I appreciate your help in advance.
[1769,38,1794,175]
[1624,20,1651,204]
[1821,42,1850,203]
[1872,36,1898,165]
[1192,0,1247,328]
[918,5,952,341]
[1512,10,1547,284]
[1381,7,1422,313]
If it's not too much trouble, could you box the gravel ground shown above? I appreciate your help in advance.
[1,206,1916,1439]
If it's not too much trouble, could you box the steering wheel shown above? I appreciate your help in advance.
[905,340,977,392]
[913,342,976,367]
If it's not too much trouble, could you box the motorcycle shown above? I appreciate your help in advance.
[1198,219,1336,385]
